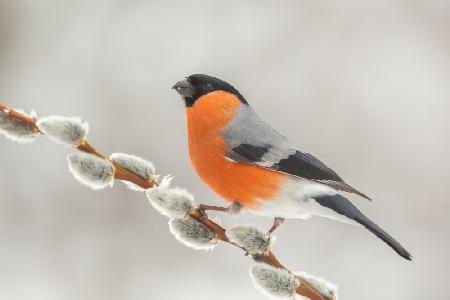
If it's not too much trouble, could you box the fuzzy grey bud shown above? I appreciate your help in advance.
[110,153,156,191]
[147,186,196,219]
[250,264,299,299]
[296,272,337,300]
[226,226,271,255]
[169,217,218,251]
[0,109,38,143]
[37,116,88,146]
[67,152,114,190]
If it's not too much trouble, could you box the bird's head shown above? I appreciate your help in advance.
[172,74,248,107]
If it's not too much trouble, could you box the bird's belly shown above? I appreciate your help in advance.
[191,144,356,223]
[249,177,358,224]
[189,142,287,208]
[245,177,319,218]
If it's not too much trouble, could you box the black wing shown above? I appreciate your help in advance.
[228,143,371,200]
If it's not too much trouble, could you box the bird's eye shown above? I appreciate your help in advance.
[204,83,213,92]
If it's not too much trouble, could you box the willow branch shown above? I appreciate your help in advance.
[0,103,331,300]
[0,104,156,189]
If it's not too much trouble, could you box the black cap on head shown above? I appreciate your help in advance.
[173,74,248,107]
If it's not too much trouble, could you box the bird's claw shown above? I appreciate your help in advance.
[197,204,210,220]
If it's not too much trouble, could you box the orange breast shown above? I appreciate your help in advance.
[186,91,286,208]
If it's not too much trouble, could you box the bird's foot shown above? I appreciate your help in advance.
[267,217,285,235]
[199,201,242,216]
[196,206,209,220]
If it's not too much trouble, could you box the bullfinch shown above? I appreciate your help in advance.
[173,74,412,260]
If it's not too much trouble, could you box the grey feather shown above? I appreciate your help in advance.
[222,105,370,200]
[223,105,296,165]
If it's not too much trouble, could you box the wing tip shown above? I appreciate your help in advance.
[342,182,373,201]
[318,180,373,201]
[355,190,373,201]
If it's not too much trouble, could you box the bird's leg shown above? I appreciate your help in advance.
[267,217,285,235]
[199,201,242,217]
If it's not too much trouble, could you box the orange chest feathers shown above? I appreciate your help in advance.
[186,91,285,208]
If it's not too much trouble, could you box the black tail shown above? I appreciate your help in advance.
[315,194,412,260]
[353,213,412,260]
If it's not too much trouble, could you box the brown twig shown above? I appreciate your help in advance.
[0,104,41,133]
[0,103,156,189]
[0,103,329,300]
[78,140,156,189]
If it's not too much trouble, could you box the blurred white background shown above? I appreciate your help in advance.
[0,0,449,299]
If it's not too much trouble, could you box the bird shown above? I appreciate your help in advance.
[172,74,412,260]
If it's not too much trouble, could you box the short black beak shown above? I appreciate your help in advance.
[172,79,195,98]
